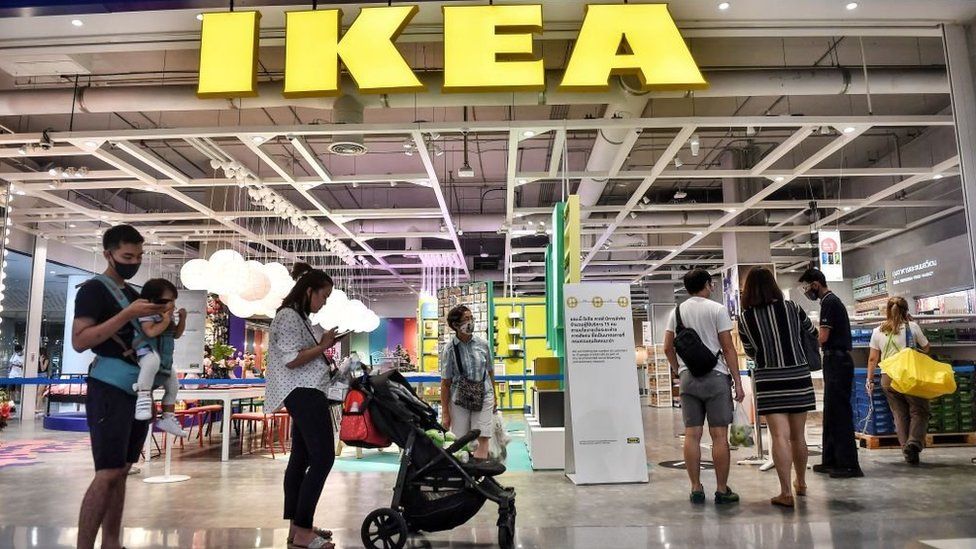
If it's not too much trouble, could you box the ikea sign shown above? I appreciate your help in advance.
[197,4,706,98]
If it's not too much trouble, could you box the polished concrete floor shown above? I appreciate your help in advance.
[1,408,975,548]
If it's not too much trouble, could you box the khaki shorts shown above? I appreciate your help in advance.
[679,370,734,428]
[449,391,494,439]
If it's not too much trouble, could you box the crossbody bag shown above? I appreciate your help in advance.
[452,342,487,412]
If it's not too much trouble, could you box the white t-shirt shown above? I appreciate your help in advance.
[666,297,734,375]
[869,321,929,359]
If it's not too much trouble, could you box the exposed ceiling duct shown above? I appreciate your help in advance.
[0,68,948,117]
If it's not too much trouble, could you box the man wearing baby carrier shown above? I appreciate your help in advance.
[72,225,168,549]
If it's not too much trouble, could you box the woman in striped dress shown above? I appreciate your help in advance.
[739,267,818,508]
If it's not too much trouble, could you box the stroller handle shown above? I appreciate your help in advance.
[445,429,481,454]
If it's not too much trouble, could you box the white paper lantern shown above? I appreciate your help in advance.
[329,289,349,308]
[239,260,271,301]
[224,294,259,319]
[361,312,381,333]
[265,262,293,299]
[180,258,210,291]
[209,249,244,268]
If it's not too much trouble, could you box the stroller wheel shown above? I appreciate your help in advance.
[362,507,409,549]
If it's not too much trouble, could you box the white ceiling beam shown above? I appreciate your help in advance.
[548,129,567,178]
[634,124,859,282]
[238,137,415,290]
[582,126,696,270]
[114,140,191,186]
[771,156,961,247]
[288,136,333,184]
[2,115,953,145]
[411,130,469,278]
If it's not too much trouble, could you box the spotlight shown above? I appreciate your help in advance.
[673,190,688,200]
[521,130,536,138]
[718,2,731,10]
[48,166,60,176]
[16,145,27,156]
[641,196,651,205]
[673,157,683,168]
[933,174,944,180]
[196,13,205,21]
[250,135,267,144]
[845,2,858,10]
[71,19,83,27]
[457,163,475,178]
[843,126,856,134]
[689,134,700,157]
[745,126,756,136]
[629,212,637,219]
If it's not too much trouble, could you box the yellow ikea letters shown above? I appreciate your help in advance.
[442,5,545,92]
[561,4,706,91]
[196,4,705,99]
[283,6,424,97]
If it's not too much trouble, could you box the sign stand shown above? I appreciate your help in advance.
[144,434,191,484]
[737,372,769,467]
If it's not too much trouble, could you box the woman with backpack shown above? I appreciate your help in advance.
[738,267,818,508]
[866,297,931,465]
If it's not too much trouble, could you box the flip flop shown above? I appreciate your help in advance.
[288,529,333,544]
[287,536,334,549]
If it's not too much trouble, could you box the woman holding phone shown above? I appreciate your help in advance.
[265,263,345,549]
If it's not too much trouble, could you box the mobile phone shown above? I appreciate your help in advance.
[334,330,353,339]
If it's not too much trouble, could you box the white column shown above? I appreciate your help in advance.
[944,24,976,288]
[20,236,47,420]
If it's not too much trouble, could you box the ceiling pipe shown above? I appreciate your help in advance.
[0,68,948,117]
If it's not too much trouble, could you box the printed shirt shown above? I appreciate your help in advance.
[264,307,332,412]
[440,335,493,394]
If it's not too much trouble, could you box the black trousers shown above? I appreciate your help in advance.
[821,352,861,471]
[283,388,336,529]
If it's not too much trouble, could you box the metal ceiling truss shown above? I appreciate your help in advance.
[0,115,960,294]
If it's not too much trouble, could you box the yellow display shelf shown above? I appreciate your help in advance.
[563,194,581,284]
[493,296,553,410]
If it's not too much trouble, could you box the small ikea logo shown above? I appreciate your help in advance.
[627,437,641,444]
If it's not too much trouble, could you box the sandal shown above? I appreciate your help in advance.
[287,536,334,549]
[771,494,795,508]
[288,529,333,544]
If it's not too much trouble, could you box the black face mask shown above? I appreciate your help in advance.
[111,256,141,280]
[804,287,819,301]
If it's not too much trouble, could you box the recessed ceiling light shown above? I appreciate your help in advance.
[196,13,205,21]
[725,208,737,213]
[843,126,856,134]
[84,140,99,149]
[250,135,266,144]
[718,2,731,10]
[933,173,944,180]
[845,2,859,10]
[517,178,527,185]
[521,130,536,138]
[774,176,785,182]
[69,224,77,228]
[842,206,852,211]
[71,19,83,27]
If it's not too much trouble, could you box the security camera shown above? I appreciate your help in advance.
[39,129,54,151]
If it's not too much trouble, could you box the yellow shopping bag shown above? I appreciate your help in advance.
[879,348,956,399]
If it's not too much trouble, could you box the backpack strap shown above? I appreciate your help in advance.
[92,274,153,360]
[905,321,914,350]
[882,331,899,360]
[452,340,466,378]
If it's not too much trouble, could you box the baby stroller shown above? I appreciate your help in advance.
[346,371,516,549]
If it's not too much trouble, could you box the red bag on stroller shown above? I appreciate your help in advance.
[339,388,391,448]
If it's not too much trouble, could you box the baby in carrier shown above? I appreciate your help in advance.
[134,279,188,437]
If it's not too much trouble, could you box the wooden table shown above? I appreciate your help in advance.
[177,386,266,461]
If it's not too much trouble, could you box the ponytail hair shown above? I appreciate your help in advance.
[880,296,910,335]
[278,262,334,316]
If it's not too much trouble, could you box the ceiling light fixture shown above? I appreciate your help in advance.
[843,126,856,134]
[629,212,637,219]
[845,2,858,10]
[689,134,701,157]
[517,178,527,185]
[16,145,28,155]
[521,130,536,138]
[673,157,683,168]
[250,135,267,144]
[196,13,205,21]
[718,2,731,10]
[842,206,852,211]
[673,190,688,200]
[71,19,84,27]
[48,166,60,176]
[774,176,785,182]
[933,173,944,180]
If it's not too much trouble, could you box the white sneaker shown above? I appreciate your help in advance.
[134,390,153,421]
[155,415,189,437]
